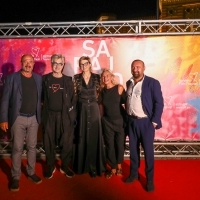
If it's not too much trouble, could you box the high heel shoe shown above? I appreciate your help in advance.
[106,169,116,179]
[116,168,122,176]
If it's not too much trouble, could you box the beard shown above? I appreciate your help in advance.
[132,72,141,79]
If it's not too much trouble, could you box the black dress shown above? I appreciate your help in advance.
[101,85,126,169]
[73,73,106,176]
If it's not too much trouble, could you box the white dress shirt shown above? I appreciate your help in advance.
[126,76,147,118]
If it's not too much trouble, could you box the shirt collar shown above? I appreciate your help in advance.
[129,75,145,83]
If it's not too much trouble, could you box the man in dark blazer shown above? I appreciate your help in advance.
[125,59,164,192]
[0,54,42,191]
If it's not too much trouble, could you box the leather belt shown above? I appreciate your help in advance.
[128,115,148,119]
[79,99,96,103]
[20,113,35,117]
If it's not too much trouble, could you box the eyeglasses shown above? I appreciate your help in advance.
[80,62,89,67]
[52,62,64,67]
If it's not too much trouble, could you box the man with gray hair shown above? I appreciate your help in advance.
[42,54,76,179]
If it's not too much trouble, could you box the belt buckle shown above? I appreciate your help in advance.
[20,113,34,117]
[133,115,139,119]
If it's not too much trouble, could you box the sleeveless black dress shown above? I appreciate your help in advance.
[101,85,126,168]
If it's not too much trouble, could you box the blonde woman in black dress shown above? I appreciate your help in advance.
[100,69,126,178]
[73,56,106,178]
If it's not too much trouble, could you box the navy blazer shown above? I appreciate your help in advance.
[0,71,42,127]
[126,75,164,129]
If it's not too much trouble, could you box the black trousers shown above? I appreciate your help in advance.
[102,117,125,169]
[43,111,73,167]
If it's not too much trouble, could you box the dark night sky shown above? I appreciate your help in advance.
[1,0,157,23]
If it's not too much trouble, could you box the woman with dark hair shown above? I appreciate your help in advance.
[100,69,126,179]
[73,56,105,177]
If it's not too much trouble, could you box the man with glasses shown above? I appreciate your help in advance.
[42,54,76,179]
[0,54,42,191]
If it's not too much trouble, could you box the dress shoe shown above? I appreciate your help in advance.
[146,181,155,192]
[10,179,19,192]
[125,175,139,183]
[28,174,42,184]
[60,166,75,178]
[44,166,56,179]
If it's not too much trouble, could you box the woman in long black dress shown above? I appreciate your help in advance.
[100,69,126,179]
[73,56,106,177]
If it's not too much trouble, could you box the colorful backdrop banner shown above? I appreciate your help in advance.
[0,36,200,140]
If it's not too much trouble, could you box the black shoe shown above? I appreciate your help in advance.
[28,174,42,184]
[89,171,97,178]
[10,179,19,192]
[146,181,155,192]
[125,175,139,183]
[60,166,75,178]
[44,166,56,179]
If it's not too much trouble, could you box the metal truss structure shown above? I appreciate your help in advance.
[1,140,200,158]
[0,19,200,38]
[125,141,200,158]
[0,19,200,158]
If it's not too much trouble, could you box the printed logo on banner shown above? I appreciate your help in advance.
[179,72,200,93]
[175,103,188,109]
[42,55,52,60]
[179,72,198,85]
[164,96,172,109]
[188,72,198,84]
[31,47,51,61]
[188,72,199,93]
[31,47,40,60]
[73,40,123,84]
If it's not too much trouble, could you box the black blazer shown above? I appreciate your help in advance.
[42,73,76,130]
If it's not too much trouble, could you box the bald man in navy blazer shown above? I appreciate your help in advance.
[125,59,164,192]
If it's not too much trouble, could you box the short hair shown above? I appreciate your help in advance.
[79,56,91,67]
[51,54,65,64]
[21,54,34,63]
[131,59,145,67]
[78,56,92,71]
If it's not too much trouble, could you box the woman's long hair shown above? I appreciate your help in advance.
[100,69,116,90]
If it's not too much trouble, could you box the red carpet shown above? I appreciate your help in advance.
[0,158,200,200]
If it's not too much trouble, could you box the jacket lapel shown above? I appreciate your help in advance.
[16,71,22,95]
[32,73,40,98]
